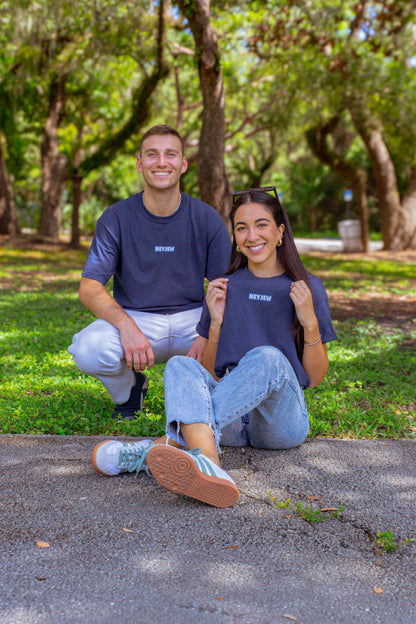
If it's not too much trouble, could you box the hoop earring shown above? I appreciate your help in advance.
[277,239,283,247]
[236,246,241,252]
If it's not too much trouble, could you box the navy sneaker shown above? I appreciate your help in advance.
[112,371,149,421]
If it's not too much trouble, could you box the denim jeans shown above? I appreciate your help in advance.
[163,346,309,450]
[68,307,201,403]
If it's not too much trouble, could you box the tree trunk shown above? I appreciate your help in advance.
[0,139,20,235]
[69,140,84,248]
[176,0,230,221]
[70,171,82,248]
[350,106,404,250]
[38,75,68,239]
[400,168,416,249]
[306,116,370,251]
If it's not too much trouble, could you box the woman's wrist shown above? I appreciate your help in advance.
[304,335,321,346]
[302,320,320,340]
[208,324,221,344]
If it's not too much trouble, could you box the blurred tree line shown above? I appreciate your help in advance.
[1,0,416,250]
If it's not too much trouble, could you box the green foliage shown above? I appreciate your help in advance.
[374,531,412,554]
[294,501,346,523]
[268,492,291,508]
[3,0,416,238]
[295,502,327,523]
[267,495,346,523]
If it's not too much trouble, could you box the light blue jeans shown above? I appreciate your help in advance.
[163,346,309,450]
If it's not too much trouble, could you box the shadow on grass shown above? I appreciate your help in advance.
[304,255,416,282]
[307,325,416,438]
[1,248,415,438]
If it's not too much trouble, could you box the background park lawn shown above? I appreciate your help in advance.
[0,238,415,440]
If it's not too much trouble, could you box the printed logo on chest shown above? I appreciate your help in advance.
[154,246,175,252]
[248,293,272,302]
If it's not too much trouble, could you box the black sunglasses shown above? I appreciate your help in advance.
[232,186,278,204]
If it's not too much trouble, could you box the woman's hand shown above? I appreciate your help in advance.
[289,280,318,333]
[290,280,329,387]
[205,278,229,328]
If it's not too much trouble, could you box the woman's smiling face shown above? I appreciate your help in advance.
[233,202,285,276]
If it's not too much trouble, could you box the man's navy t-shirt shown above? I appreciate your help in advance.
[82,192,231,313]
[197,268,337,388]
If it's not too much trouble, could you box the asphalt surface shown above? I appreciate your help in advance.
[1,434,415,624]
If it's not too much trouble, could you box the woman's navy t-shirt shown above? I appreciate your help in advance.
[197,268,337,388]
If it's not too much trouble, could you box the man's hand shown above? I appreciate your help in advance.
[187,335,208,363]
[119,319,155,371]
[79,277,154,371]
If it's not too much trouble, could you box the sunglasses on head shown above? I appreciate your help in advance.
[232,186,278,204]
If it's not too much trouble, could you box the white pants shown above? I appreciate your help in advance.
[68,307,201,404]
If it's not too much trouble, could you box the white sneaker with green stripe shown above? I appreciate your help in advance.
[92,439,154,476]
[146,445,239,508]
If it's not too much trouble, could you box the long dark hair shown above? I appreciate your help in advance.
[227,189,310,357]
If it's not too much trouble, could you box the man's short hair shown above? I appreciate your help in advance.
[140,124,184,155]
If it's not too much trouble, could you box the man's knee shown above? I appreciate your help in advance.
[69,322,122,375]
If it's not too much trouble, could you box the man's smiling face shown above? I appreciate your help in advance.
[136,135,188,191]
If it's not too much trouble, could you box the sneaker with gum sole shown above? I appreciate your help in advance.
[146,445,239,508]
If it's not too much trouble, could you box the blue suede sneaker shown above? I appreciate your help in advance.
[92,439,154,476]
[112,371,149,421]
[146,445,239,508]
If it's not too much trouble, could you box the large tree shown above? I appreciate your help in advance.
[0,140,19,236]
[176,0,231,220]
[248,0,416,249]
[68,0,169,246]
[2,0,170,242]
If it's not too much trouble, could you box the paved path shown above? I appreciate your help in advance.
[1,435,414,624]
[294,238,383,254]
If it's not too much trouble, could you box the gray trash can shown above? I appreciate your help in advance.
[337,219,363,252]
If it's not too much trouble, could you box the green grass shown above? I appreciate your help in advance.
[304,255,416,296]
[0,244,415,438]
[307,320,415,438]
[374,531,412,553]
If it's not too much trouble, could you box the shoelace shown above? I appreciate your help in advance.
[188,448,201,457]
[118,444,152,477]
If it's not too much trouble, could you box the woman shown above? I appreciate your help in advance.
[92,187,337,508]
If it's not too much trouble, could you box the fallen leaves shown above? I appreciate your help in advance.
[36,540,50,548]
[305,495,324,503]
[282,615,297,621]
[122,528,133,533]
[374,586,384,594]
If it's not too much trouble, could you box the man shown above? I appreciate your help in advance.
[68,124,231,420]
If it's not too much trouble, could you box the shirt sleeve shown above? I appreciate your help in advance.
[205,210,232,280]
[196,297,211,338]
[310,276,337,344]
[82,210,121,286]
